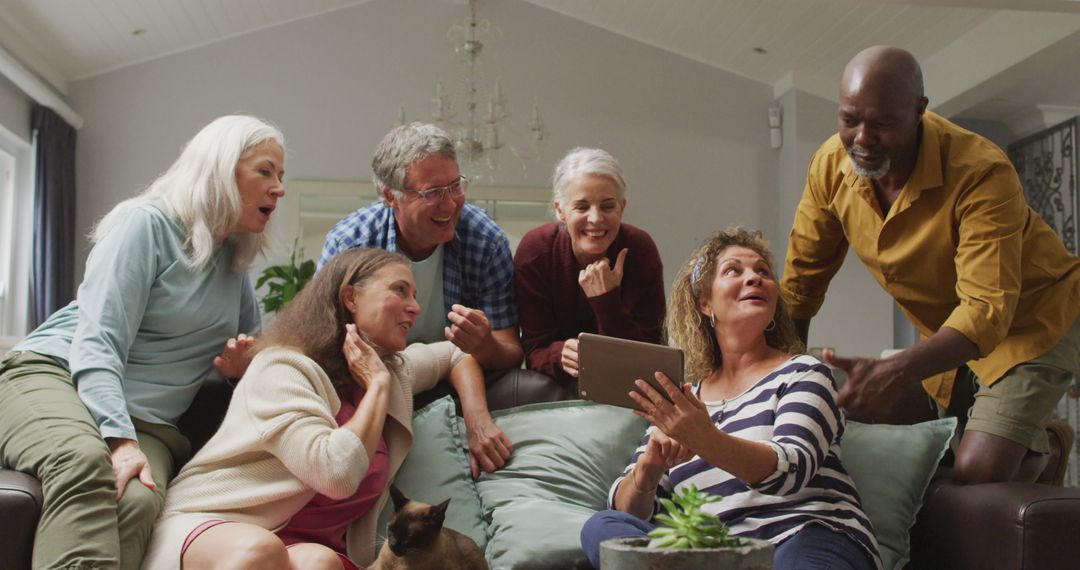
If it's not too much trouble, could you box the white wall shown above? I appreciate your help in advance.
[68,0,777,295]
[776,88,895,358]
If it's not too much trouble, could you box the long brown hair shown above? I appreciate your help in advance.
[254,248,409,398]
[665,227,804,381]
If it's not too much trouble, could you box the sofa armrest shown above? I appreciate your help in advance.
[910,478,1080,570]
[0,469,42,570]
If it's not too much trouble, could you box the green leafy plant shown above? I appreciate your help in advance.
[256,241,316,314]
[647,485,743,549]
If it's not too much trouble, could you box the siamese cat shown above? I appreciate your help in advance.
[371,486,488,570]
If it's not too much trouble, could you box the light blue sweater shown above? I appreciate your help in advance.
[16,203,260,441]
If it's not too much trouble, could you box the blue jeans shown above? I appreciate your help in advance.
[580,510,874,570]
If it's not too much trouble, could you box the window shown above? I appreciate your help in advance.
[0,146,13,329]
[0,124,32,341]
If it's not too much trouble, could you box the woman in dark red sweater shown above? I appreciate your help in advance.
[514,147,666,386]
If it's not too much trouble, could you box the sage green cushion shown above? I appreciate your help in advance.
[378,396,487,551]
[841,418,956,570]
[471,400,648,570]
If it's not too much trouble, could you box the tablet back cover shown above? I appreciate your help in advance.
[578,333,684,410]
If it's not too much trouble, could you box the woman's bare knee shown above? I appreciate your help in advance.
[287,543,345,570]
[182,522,289,570]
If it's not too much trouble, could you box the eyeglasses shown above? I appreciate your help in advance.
[400,175,469,205]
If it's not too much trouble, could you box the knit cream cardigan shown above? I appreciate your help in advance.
[141,342,464,569]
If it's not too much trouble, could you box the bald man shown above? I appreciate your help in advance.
[781,46,1080,485]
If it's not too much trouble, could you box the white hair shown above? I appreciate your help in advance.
[92,115,285,272]
[551,147,626,219]
[371,122,456,202]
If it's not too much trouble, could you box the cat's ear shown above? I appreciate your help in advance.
[390,485,410,511]
[429,498,450,523]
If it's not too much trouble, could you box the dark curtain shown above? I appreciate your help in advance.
[30,105,77,327]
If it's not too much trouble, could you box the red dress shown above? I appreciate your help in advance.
[277,396,390,569]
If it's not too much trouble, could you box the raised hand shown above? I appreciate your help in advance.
[444,304,493,355]
[107,438,156,501]
[578,248,629,298]
[212,333,255,380]
[560,338,580,377]
[825,349,911,423]
[342,324,390,391]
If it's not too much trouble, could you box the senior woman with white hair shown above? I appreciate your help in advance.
[514,147,665,385]
[0,115,284,569]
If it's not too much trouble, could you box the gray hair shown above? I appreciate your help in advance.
[93,115,285,272]
[372,122,456,201]
[551,147,626,214]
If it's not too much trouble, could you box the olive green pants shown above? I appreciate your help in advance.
[0,351,190,570]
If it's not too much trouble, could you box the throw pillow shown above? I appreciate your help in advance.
[841,418,956,570]
[376,396,487,551]
[470,400,648,570]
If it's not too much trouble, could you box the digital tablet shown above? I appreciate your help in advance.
[577,333,685,411]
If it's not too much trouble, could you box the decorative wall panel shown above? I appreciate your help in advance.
[1009,118,1079,486]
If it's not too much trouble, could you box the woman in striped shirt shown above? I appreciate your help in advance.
[580,227,881,570]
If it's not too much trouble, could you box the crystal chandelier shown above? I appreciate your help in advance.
[399,0,548,181]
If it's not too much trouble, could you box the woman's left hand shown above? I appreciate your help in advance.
[343,324,391,390]
[578,248,629,298]
[629,372,714,454]
[464,413,513,479]
[213,333,255,380]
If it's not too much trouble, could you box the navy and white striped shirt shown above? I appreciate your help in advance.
[609,354,882,568]
[319,201,518,330]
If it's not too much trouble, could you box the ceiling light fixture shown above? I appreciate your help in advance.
[397,0,547,181]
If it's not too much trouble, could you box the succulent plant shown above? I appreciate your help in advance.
[647,485,743,549]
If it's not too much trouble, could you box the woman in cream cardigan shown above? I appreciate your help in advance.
[142,247,484,570]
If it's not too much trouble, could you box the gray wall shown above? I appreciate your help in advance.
[0,72,31,143]
[64,0,895,356]
[952,117,1015,152]
[69,0,777,294]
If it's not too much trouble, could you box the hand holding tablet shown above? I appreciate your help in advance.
[577,333,685,411]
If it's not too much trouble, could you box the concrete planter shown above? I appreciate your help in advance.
[599,536,773,570]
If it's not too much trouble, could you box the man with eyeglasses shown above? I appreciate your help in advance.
[321,122,523,372]
[320,122,522,477]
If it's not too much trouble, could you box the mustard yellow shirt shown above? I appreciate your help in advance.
[782,111,1080,405]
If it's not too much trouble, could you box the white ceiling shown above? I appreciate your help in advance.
[1,0,1079,130]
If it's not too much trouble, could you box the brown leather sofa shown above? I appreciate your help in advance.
[3,370,1079,569]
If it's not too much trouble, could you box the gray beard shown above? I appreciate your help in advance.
[848,150,890,180]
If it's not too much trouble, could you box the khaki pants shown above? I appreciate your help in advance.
[948,316,1080,453]
[0,351,190,570]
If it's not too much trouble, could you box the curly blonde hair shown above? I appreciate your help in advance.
[665,227,804,381]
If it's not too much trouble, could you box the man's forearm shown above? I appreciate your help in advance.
[794,318,811,346]
[472,328,524,370]
[889,327,980,381]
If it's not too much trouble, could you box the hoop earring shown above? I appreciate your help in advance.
[765,320,776,332]
[709,313,716,328]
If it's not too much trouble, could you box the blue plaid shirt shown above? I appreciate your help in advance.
[320,201,518,330]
